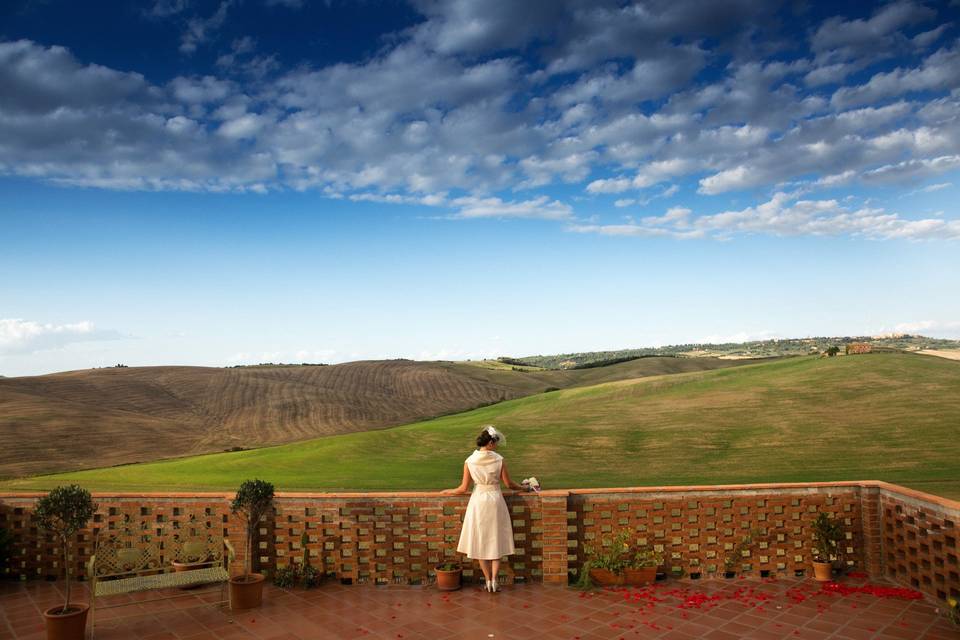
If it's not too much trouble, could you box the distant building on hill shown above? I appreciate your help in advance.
[846,343,872,355]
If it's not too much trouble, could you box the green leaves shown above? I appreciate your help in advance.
[811,512,844,563]
[231,479,275,523]
[34,484,96,539]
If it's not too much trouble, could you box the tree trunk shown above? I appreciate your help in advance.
[247,521,255,578]
[62,538,70,614]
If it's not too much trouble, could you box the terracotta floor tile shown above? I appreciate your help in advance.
[2,577,954,640]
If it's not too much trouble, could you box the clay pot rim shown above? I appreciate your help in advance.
[435,565,462,573]
[230,573,266,585]
[43,604,89,618]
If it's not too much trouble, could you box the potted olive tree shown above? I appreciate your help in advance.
[230,479,274,609]
[35,485,97,640]
[811,512,843,581]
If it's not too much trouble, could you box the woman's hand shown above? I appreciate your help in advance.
[441,488,464,495]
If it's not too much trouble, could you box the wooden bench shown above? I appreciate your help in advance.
[86,521,235,638]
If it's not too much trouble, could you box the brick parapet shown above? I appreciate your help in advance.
[1,480,956,600]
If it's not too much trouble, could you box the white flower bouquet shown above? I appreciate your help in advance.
[521,477,541,492]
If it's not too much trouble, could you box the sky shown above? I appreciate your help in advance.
[1,0,959,377]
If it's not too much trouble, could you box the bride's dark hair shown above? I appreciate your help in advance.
[476,428,500,448]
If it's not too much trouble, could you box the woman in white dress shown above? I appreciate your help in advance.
[442,425,526,593]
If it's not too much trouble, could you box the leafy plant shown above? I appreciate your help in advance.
[582,528,632,574]
[627,545,663,569]
[436,561,461,572]
[945,597,959,626]
[811,512,844,564]
[724,531,757,573]
[34,485,97,614]
[231,479,275,579]
[274,531,322,589]
[572,560,595,590]
[273,564,298,588]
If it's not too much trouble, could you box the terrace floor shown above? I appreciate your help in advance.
[1,574,957,640]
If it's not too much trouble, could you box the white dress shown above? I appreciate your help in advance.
[456,449,516,560]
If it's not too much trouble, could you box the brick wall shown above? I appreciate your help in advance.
[879,485,960,602]
[567,485,866,580]
[1,481,957,604]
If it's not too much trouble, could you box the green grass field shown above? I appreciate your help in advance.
[5,353,960,498]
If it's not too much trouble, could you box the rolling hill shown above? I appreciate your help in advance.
[8,352,959,498]
[0,356,761,478]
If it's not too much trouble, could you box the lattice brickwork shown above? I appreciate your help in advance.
[1,481,958,607]
[568,488,865,579]
[0,497,236,581]
[262,494,542,585]
[881,492,960,601]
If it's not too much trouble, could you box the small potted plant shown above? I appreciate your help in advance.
[230,479,274,609]
[945,597,959,627]
[811,512,843,582]
[583,529,631,586]
[274,532,322,589]
[723,531,756,579]
[435,560,462,591]
[34,485,97,640]
[624,545,662,586]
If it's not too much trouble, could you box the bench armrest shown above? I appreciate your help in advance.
[224,539,236,563]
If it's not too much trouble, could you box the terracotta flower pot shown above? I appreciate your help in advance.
[812,561,833,582]
[435,565,462,591]
[623,566,657,586]
[588,568,623,586]
[43,604,88,640]
[230,573,266,609]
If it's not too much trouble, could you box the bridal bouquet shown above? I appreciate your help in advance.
[521,477,541,492]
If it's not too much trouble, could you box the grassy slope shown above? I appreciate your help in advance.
[6,352,959,498]
[0,356,758,478]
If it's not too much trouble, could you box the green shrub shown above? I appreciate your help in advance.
[231,479,275,578]
[274,530,323,589]
[811,512,843,563]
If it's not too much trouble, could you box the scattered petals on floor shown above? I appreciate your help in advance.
[0,574,954,639]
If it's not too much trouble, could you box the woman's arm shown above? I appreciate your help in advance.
[500,460,525,491]
[441,464,472,495]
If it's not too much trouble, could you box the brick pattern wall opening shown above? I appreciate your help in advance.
[1,481,958,608]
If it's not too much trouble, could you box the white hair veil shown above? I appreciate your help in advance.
[483,424,506,445]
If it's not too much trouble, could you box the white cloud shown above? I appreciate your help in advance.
[0,318,123,355]
[0,4,958,242]
[180,0,234,54]
[451,195,573,220]
[904,181,952,196]
[891,320,960,338]
[863,155,960,184]
[830,42,960,109]
[570,192,960,241]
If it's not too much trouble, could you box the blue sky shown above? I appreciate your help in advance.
[1,0,959,376]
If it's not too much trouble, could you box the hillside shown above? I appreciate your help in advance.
[9,352,960,499]
[0,356,760,478]
[516,334,960,368]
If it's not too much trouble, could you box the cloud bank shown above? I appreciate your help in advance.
[1,0,958,240]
